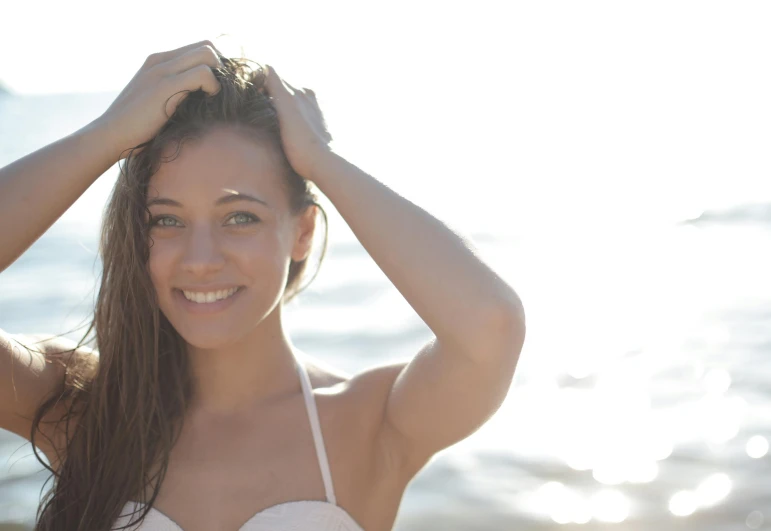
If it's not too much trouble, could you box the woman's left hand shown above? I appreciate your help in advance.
[262,64,334,182]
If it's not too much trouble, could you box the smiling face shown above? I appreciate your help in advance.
[145,125,316,350]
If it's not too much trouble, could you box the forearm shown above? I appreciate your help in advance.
[311,152,525,355]
[0,119,119,272]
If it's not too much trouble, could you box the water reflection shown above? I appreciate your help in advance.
[745,436,768,459]
[3,96,771,530]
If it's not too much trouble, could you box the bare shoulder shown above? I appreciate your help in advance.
[304,356,425,477]
[341,361,410,402]
[0,330,98,471]
[300,353,354,389]
[300,352,408,401]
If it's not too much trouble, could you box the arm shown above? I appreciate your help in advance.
[311,152,526,471]
[0,329,97,467]
[0,41,223,461]
[0,121,119,272]
[0,40,222,273]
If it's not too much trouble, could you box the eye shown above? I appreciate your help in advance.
[225,212,260,226]
[150,215,182,228]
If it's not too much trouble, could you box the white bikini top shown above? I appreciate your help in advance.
[112,352,366,531]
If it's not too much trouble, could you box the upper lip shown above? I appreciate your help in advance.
[175,285,243,292]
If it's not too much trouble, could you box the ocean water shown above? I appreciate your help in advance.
[1,93,770,530]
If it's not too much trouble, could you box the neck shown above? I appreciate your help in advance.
[185,306,302,417]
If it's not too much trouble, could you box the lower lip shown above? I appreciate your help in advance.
[173,287,244,314]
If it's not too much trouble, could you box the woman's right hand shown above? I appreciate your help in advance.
[96,40,223,160]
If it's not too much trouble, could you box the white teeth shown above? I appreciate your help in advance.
[182,287,239,304]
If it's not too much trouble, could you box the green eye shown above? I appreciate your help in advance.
[150,216,181,227]
[225,212,260,225]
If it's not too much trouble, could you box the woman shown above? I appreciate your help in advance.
[0,40,526,530]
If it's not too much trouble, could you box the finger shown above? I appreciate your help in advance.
[267,65,302,94]
[143,40,221,69]
[282,78,300,94]
[300,87,317,101]
[264,64,293,98]
[175,64,221,95]
[165,64,221,113]
[158,45,222,76]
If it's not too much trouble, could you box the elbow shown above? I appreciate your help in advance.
[488,288,526,333]
[461,297,526,365]
[492,298,526,349]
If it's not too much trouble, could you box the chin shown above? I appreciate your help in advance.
[161,307,268,352]
[174,324,243,351]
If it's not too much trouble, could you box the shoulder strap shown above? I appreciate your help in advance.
[295,357,337,505]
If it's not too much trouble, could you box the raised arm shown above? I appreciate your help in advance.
[0,40,224,464]
[0,121,117,272]
[0,39,223,272]
[261,68,526,478]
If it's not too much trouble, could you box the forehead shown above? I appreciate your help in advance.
[148,126,285,205]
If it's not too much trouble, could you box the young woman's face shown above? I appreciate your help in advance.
[145,126,313,349]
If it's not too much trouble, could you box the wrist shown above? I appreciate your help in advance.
[83,115,126,165]
[308,149,345,186]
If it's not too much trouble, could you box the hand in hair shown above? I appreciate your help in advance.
[262,64,334,182]
[96,40,224,160]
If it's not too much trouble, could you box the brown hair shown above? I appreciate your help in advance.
[29,55,329,530]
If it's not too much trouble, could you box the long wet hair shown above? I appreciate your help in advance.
[29,55,330,530]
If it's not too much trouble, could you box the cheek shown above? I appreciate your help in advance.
[230,232,286,271]
[227,236,292,306]
[147,240,177,294]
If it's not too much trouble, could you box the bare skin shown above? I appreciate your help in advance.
[0,42,424,530]
[23,347,416,531]
[135,356,417,531]
[1,39,525,531]
[144,127,316,415]
[131,125,423,529]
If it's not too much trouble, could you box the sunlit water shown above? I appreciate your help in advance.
[1,93,770,530]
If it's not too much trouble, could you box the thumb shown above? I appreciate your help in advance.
[265,64,297,96]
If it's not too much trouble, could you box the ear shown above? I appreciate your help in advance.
[291,204,318,262]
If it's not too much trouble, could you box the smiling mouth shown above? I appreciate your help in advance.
[177,286,243,304]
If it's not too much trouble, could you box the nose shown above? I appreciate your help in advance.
[180,224,226,277]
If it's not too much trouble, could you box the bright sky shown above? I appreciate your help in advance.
[3,0,771,230]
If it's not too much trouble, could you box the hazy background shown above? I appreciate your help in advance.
[2,1,771,529]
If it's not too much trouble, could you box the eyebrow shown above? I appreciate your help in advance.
[146,192,271,209]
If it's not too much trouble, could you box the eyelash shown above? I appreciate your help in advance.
[149,212,261,228]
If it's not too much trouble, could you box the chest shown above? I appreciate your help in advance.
[138,391,387,531]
